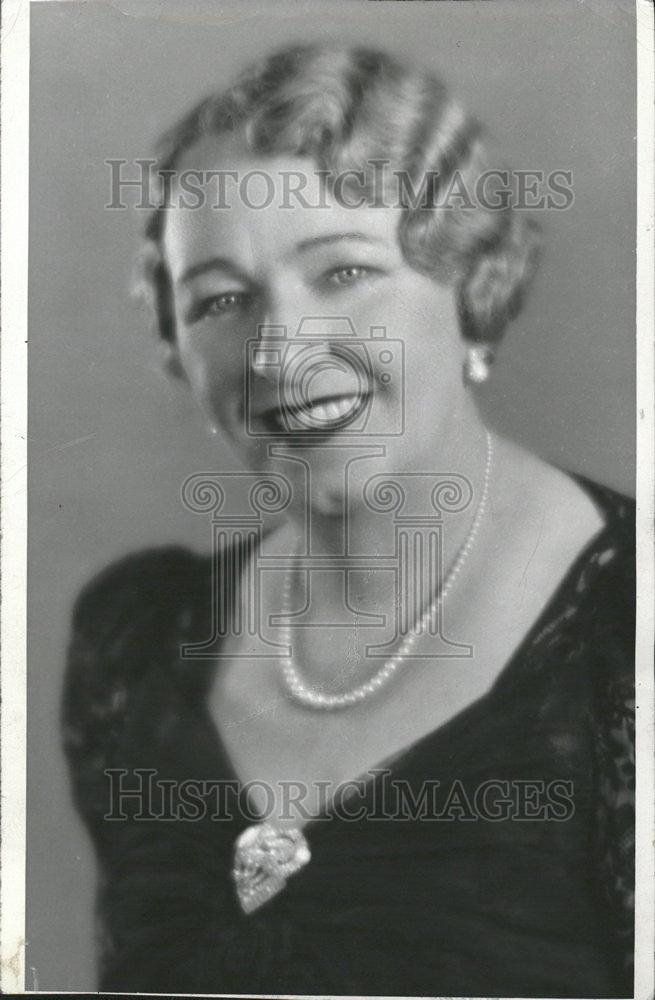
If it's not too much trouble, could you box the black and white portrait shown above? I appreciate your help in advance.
[4,0,650,995]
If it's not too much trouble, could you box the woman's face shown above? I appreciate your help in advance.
[163,136,472,514]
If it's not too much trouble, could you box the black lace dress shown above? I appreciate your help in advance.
[62,479,635,997]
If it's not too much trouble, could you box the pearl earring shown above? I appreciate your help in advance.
[464,344,494,384]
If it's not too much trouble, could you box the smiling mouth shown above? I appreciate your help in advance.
[259,392,370,433]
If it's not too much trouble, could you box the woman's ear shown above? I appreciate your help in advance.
[161,342,187,382]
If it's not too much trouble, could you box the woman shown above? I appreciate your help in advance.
[62,43,634,996]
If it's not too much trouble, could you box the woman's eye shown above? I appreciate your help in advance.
[204,292,251,314]
[326,265,370,287]
[188,292,253,323]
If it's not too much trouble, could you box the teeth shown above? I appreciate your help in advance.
[261,393,367,431]
[309,403,329,423]
[308,395,359,425]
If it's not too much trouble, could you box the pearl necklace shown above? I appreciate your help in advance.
[278,430,493,710]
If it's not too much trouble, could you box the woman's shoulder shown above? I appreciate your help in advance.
[537,474,635,701]
[568,473,635,542]
[71,544,211,629]
[65,545,213,716]
[65,544,220,716]
[567,474,635,651]
[516,455,635,625]
[502,461,636,704]
[63,546,216,826]
[567,480,636,980]
[496,437,634,537]
[493,444,635,664]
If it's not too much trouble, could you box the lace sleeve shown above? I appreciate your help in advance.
[594,670,635,982]
[61,546,333,994]
[590,517,636,986]
[61,546,211,835]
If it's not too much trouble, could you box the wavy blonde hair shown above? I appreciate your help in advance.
[136,43,541,346]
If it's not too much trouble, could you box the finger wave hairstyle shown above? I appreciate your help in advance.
[136,43,541,347]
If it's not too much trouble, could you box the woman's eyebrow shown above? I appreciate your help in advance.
[293,232,387,255]
[177,234,387,286]
[177,257,249,287]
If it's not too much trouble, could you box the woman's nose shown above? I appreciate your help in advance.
[257,293,303,341]
[250,324,289,383]
[248,290,311,380]
[256,278,349,340]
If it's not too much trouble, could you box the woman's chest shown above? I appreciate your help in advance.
[203,496,605,826]
[205,627,592,829]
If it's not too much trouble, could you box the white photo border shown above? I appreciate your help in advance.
[1,0,29,993]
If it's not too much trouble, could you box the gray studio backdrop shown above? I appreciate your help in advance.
[28,0,636,989]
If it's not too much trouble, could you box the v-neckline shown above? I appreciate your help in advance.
[200,473,624,838]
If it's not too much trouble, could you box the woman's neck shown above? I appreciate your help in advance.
[274,413,492,620]
[295,413,488,554]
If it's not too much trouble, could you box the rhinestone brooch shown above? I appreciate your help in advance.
[232,822,311,914]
